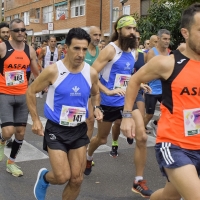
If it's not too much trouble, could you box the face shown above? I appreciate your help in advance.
[158,33,170,48]
[149,36,158,48]
[101,41,106,49]
[139,45,144,50]
[186,13,200,55]
[49,37,57,48]
[42,42,47,48]
[10,22,26,42]
[67,38,89,67]
[118,25,137,51]
[144,40,150,49]
[90,27,101,46]
[135,32,141,48]
[0,27,10,41]
[98,43,103,50]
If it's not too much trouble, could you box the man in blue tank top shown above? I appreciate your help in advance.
[26,28,103,200]
[144,29,171,136]
[85,15,153,198]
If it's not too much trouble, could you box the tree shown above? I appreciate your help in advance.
[133,0,196,49]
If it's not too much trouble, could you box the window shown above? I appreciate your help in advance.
[5,16,11,22]
[141,0,152,16]
[43,5,53,23]
[36,8,40,19]
[123,5,130,15]
[71,0,85,18]
[112,7,119,22]
[14,14,19,19]
[24,11,30,26]
[56,4,68,20]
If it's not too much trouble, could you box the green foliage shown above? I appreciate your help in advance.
[133,0,195,49]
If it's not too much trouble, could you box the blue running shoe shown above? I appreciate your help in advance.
[34,168,49,200]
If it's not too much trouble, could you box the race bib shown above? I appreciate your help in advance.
[183,108,200,136]
[59,106,86,127]
[5,70,24,86]
[113,74,131,90]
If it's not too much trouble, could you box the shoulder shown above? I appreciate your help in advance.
[98,43,116,58]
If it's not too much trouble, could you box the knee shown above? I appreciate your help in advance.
[135,127,147,145]
[69,175,83,187]
[55,173,70,185]
[98,137,107,145]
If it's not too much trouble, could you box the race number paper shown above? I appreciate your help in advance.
[183,108,200,136]
[60,106,86,127]
[113,74,131,90]
[5,70,24,86]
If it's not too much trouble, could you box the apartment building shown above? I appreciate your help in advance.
[4,0,151,44]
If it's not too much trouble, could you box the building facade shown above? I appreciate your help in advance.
[4,0,151,45]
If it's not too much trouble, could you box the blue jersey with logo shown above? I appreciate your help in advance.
[148,47,162,95]
[44,60,91,124]
[100,42,135,106]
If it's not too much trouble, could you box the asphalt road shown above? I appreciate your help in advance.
[0,96,166,200]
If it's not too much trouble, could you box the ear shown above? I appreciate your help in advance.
[181,28,189,40]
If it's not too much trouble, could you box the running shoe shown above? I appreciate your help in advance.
[0,143,5,161]
[34,168,49,200]
[132,180,153,198]
[92,161,95,166]
[109,145,118,157]
[6,161,23,177]
[127,138,134,145]
[6,138,13,148]
[150,120,157,137]
[84,160,92,175]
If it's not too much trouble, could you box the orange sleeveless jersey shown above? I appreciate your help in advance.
[0,41,30,95]
[156,50,200,150]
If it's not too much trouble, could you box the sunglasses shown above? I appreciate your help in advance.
[11,28,26,33]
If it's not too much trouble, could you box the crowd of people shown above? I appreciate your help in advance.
[0,2,199,200]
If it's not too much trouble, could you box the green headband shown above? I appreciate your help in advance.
[117,16,137,29]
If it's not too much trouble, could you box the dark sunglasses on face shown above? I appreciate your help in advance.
[11,28,26,33]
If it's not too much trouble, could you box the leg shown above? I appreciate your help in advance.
[150,181,181,200]
[86,98,95,140]
[110,119,121,157]
[132,109,152,197]
[62,146,87,200]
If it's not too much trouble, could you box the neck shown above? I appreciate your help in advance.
[157,45,168,54]
[63,56,84,73]
[10,40,24,50]
[184,46,200,61]
[49,46,55,52]
[88,43,96,51]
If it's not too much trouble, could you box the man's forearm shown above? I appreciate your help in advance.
[98,80,110,95]
[91,93,101,107]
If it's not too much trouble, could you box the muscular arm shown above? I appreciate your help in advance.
[29,46,40,78]
[26,65,58,122]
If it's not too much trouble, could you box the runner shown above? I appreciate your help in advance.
[121,3,200,200]
[149,35,158,49]
[84,26,101,140]
[0,18,39,177]
[144,29,170,136]
[26,27,103,200]
[84,15,153,198]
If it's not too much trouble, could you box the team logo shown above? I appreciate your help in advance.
[49,134,56,140]
[124,62,131,70]
[177,59,186,64]
[70,86,81,96]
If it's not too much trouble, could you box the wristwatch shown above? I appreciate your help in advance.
[93,106,103,112]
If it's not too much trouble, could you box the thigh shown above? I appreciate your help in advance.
[14,95,29,125]
[145,94,157,115]
[165,165,200,199]
[48,147,70,177]
[0,94,14,127]
[68,146,87,177]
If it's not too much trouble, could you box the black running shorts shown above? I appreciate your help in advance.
[43,120,90,153]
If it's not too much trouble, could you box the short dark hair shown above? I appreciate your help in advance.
[65,28,91,46]
[181,3,200,30]
[41,40,47,44]
[0,22,9,29]
[9,18,24,29]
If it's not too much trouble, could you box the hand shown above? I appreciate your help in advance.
[44,87,48,93]
[32,119,44,136]
[94,108,104,122]
[120,118,135,138]
[107,88,126,96]
[141,83,152,93]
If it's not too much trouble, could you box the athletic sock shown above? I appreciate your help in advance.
[112,140,118,146]
[87,152,93,161]
[9,138,23,161]
[135,176,143,183]
[43,171,49,184]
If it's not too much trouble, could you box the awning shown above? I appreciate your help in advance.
[55,1,68,7]
[57,39,65,44]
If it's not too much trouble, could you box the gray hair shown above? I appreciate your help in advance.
[9,18,24,29]
[157,29,170,37]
